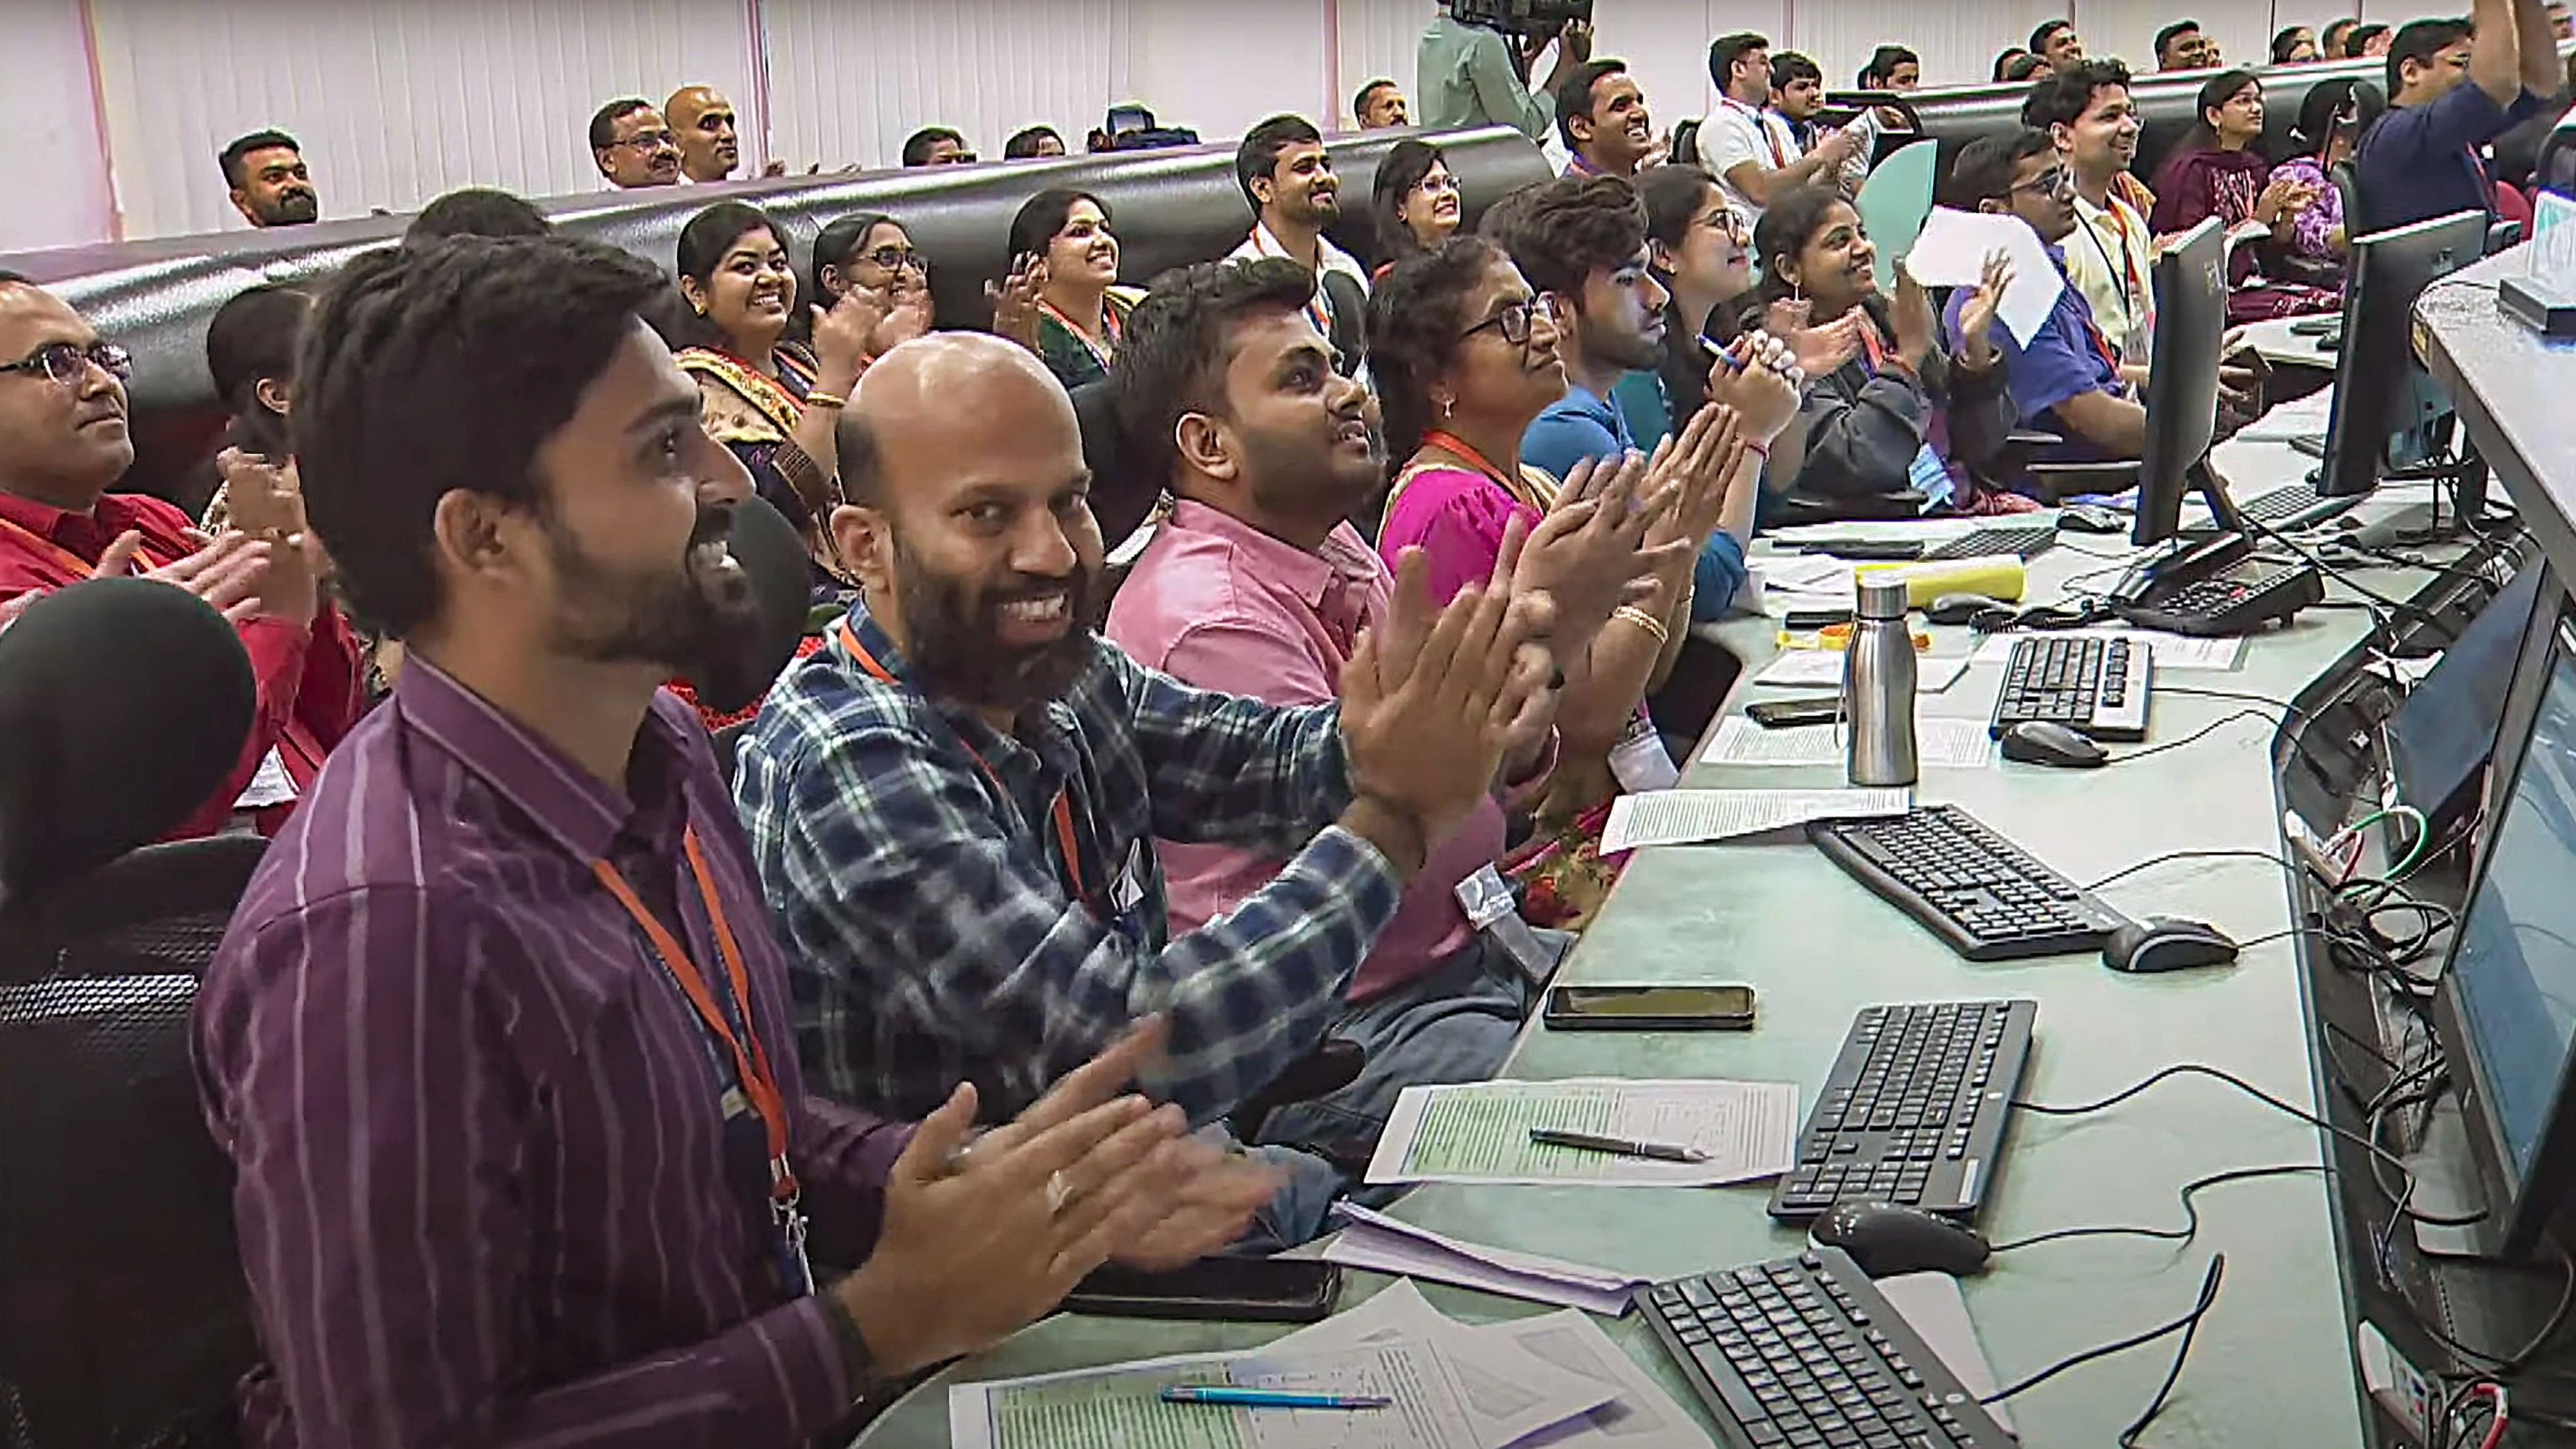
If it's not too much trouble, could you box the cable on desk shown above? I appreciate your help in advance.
[1986,1163,2320,1254]
[2241,510,2464,646]
[2158,683,2317,727]
[2082,848,2302,893]
[1978,1254,2226,1409]
[2116,1255,2229,1448]
[2104,709,2278,766]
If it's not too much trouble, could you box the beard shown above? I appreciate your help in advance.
[544,500,763,688]
[1239,417,1384,526]
[265,189,319,225]
[893,537,1101,719]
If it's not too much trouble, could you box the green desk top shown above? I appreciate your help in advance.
[858,438,2449,1449]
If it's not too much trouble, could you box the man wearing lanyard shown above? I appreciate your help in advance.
[735,331,1550,1249]
[2026,60,2160,376]
[200,236,1276,1449]
[1555,60,1654,180]
[1940,131,2148,463]
[1699,32,1858,229]
[2355,0,2561,234]
[0,272,365,837]
[1226,115,1371,375]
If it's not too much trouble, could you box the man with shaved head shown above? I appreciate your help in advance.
[736,331,1552,1246]
[667,84,785,183]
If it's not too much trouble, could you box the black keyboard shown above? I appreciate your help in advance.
[1769,999,2036,1221]
[2115,558,2324,637]
[1640,1247,2020,1449]
[1808,805,2132,961]
[1989,634,2153,741]
[1924,522,2058,563]
[2238,481,2363,530]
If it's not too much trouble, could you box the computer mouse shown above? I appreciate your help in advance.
[1810,1200,1992,1278]
[2058,504,2128,535]
[1999,720,2110,769]
[1925,593,2008,627]
[2102,916,2242,974]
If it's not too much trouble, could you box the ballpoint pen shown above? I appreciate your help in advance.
[1160,1385,1392,1410]
[1528,1127,1711,1163]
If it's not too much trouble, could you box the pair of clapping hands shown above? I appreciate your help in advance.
[2,448,324,637]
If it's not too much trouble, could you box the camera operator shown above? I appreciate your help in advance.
[1420,0,1595,142]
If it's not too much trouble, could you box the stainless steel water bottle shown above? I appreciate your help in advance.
[1844,575,1918,786]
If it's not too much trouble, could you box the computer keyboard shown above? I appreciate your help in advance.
[1989,634,2153,741]
[2115,558,2324,637]
[1923,522,2059,563]
[1769,999,2037,1221]
[1640,1247,2020,1449]
[2239,481,2322,523]
[1807,805,2132,961]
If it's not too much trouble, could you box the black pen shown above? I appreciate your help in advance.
[1529,1128,1710,1163]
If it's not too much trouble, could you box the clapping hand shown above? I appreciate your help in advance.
[211,448,320,625]
[1511,451,1679,658]
[809,285,880,384]
[99,527,271,626]
[873,266,935,357]
[987,252,1048,353]
[1707,331,1802,443]
[1644,402,1752,553]
[1953,250,2015,368]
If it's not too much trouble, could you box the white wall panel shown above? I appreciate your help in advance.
[86,0,759,240]
[2,0,118,252]
[1338,0,1438,127]
[2071,0,2287,75]
[1129,0,1333,147]
[1802,0,2073,88]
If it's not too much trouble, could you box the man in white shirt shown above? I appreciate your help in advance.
[1227,115,1371,374]
[1699,33,1858,229]
[2023,60,2158,372]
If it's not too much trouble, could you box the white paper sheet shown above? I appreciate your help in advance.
[2231,387,2335,442]
[1598,786,1910,853]
[231,748,298,811]
[1971,626,2244,672]
[1700,715,1994,769]
[1366,1078,1801,1187]
[1267,1282,1621,1449]
[1901,207,2066,346]
[1321,1205,1645,1317]
[1751,650,1971,693]
[1492,1311,1716,1449]
[1751,554,1856,593]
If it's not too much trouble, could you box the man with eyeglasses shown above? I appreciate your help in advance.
[0,272,365,836]
[590,98,683,190]
[2355,0,2562,234]
[1938,131,2147,462]
[2025,60,2160,373]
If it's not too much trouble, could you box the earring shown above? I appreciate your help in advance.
[1438,396,1455,419]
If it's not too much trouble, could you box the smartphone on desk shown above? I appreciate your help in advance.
[1796,538,1924,561]
[1545,984,1757,1031]
[1747,696,1843,729]
[1062,1258,1340,1323]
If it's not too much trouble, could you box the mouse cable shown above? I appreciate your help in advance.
[2383,1231,2576,1381]
[2103,709,2278,767]
[2157,683,2318,727]
[2115,1254,2229,1448]
[2081,848,2302,894]
[1976,1253,2225,1408]
[2240,510,2463,648]
[1986,1162,2320,1255]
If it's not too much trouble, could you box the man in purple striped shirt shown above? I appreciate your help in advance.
[195,235,1279,1448]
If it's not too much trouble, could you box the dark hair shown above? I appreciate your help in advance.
[2322,17,2359,53]
[1481,173,1646,303]
[2347,21,2392,59]
[2182,69,2263,155]
[0,271,28,287]
[1940,128,2057,210]
[2273,25,2313,63]
[2023,57,2135,131]
[2004,53,2049,83]
[1860,45,1918,88]
[2155,20,2203,64]
[292,236,670,635]
[1370,138,1450,266]
[811,212,902,303]
[1234,114,1325,212]
[900,126,965,166]
[1003,125,1064,159]
[1994,48,2031,82]
[588,99,650,153]
[2386,19,2471,93]
[1638,163,1721,260]
[2292,78,2375,159]
[1707,33,1770,91]
[1749,186,1856,301]
[1364,236,1511,464]
[1353,78,1400,118]
[1554,60,1629,149]
[676,201,778,290]
[1110,258,1319,490]
[1009,189,1112,266]
[2031,19,2075,52]
[207,284,310,459]
[1771,51,1824,93]
[218,130,299,189]
[407,188,551,243]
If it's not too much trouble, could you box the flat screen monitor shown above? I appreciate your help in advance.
[2130,218,2226,549]
[2317,210,2488,500]
[2390,566,2545,835]
[2434,587,2576,1258]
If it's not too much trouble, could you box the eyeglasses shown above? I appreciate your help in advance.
[856,246,924,271]
[613,130,677,152]
[1458,295,1558,346]
[2011,166,2075,199]
[0,341,132,387]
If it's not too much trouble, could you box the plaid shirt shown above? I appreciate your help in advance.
[735,602,1402,1125]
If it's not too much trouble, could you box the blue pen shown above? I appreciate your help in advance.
[1160,1385,1393,1410]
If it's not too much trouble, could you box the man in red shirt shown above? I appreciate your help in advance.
[0,271,365,836]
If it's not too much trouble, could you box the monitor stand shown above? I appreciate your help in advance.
[2131,459,2256,591]
[2405,1089,2503,1261]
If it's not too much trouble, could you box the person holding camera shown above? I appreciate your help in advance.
[1419,0,1595,142]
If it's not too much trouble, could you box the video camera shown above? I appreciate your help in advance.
[1451,0,1591,38]
[1089,103,1200,154]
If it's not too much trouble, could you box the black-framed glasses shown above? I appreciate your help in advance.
[2011,165,2075,199]
[856,245,924,272]
[1458,295,1556,346]
[0,341,131,387]
[613,130,677,151]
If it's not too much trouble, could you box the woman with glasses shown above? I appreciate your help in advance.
[2150,70,2340,321]
[1748,185,2033,519]
[1368,139,1462,276]
[807,211,931,316]
[997,189,1136,391]
[2273,79,2382,266]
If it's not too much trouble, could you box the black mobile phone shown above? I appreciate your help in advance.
[1800,539,1924,561]
[1544,984,1757,1031]
[1062,1258,1340,1323]
[2287,434,2329,460]
[2288,317,2339,337]
[1747,696,1843,729]
[1784,606,1854,630]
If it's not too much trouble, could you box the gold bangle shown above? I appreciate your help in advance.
[1612,605,1670,646]
[804,390,849,410]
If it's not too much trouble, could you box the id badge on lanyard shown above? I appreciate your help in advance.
[1454,863,1572,987]
[1609,711,1679,793]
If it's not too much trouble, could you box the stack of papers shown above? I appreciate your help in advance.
[1322,1205,1646,1316]
[1751,650,1973,693]
[948,1281,1707,1448]
[1598,786,1910,852]
[1700,716,1995,769]
[1969,626,2243,672]
[1364,1078,1801,1187]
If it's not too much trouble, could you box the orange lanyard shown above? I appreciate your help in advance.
[590,828,798,1205]
[835,620,1099,909]
[1038,298,1120,372]
[0,514,170,580]
[1727,99,1790,170]
[1421,429,1542,510]
[1248,227,1335,336]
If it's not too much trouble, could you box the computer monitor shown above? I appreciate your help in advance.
[2432,582,2576,1259]
[2317,210,2489,502]
[2390,564,2545,837]
[2129,218,2227,550]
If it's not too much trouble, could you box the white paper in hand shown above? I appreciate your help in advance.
[1903,207,2065,347]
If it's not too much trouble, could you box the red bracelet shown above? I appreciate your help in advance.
[1744,439,1772,460]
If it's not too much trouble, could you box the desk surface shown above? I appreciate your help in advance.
[2240,313,2343,373]
[857,432,2441,1449]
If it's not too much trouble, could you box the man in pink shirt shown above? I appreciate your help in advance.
[1105,258,1650,1163]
